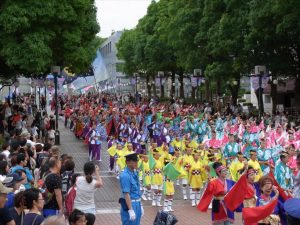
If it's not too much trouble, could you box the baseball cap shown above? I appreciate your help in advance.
[4,173,24,188]
[0,181,13,194]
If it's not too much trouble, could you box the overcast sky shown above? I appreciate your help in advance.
[95,0,152,37]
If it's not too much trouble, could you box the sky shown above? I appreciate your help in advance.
[95,0,153,37]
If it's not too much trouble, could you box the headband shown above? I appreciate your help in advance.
[247,169,257,176]
[216,165,226,173]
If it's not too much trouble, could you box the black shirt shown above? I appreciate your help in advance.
[43,173,62,210]
[9,207,25,225]
[0,207,14,224]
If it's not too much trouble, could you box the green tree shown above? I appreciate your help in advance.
[0,0,100,76]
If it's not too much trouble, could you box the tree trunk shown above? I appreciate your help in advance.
[191,86,196,100]
[205,78,210,102]
[216,77,221,97]
[255,88,264,116]
[229,80,240,106]
[160,82,164,98]
[271,82,277,115]
[179,74,184,99]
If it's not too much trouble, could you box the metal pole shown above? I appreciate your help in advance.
[39,87,41,109]
[8,86,10,103]
[259,73,262,118]
[54,73,58,130]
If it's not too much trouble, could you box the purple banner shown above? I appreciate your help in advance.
[191,77,198,87]
[155,78,161,86]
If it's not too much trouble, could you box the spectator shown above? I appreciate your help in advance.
[0,160,9,177]
[61,159,75,197]
[68,209,87,225]
[9,191,25,225]
[0,182,15,225]
[23,188,44,225]
[43,157,63,217]
[4,173,25,208]
[11,153,34,189]
[85,213,96,225]
[40,215,65,225]
[1,143,11,160]
[73,162,103,214]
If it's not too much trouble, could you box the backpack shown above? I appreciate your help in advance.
[39,172,54,205]
[153,210,178,225]
[61,171,73,197]
[65,186,76,216]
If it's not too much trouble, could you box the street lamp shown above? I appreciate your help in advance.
[51,66,61,145]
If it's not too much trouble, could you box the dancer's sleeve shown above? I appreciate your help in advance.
[197,180,214,212]
[224,174,247,211]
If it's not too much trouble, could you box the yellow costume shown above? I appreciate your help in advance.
[141,161,151,186]
[181,154,193,180]
[152,158,164,186]
[116,150,125,170]
[164,178,175,195]
[189,160,205,189]
[248,159,263,182]
[229,159,245,182]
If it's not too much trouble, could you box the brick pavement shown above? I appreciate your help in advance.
[59,120,243,225]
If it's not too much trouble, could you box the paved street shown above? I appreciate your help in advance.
[59,120,243,225]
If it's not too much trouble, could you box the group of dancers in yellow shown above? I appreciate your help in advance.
[108,136,237,212]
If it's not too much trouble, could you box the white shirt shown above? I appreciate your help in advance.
[74,176,97,210]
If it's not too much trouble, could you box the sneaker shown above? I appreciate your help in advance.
[176,180,180,186]
[192,201,196,207]
[152,201,156,206]
[116,175,120,180]
[183,195,188,200]
[163,207,169,212]
[142,195,147,201]
[148,196,152,201]
[157,202,162,207]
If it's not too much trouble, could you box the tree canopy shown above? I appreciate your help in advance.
[117,0,300,109]
[0,0,100,78]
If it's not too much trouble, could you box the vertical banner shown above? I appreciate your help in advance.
[155,78,161,86]
[191,76,198,87]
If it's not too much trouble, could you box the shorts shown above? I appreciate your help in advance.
[151,184,163,190]
[181,179,188,185]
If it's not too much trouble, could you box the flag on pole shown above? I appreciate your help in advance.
[149,152,156,170]
[107,145,117,157]
[163,162,181,181]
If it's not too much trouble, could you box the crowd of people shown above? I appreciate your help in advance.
[63,92,300,225]
[0,96,101,225]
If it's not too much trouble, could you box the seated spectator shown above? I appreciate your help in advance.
[23,188,44,225]
[9,191,25,225]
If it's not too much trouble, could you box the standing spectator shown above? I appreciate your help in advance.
[23,188,44,225]
[73,162,103,214]
[43,157,63,217]
[0,182,14,225]
[9,191,26,225]
[41,96,46,111]
[1,143,11,160]
[11,154,34,189]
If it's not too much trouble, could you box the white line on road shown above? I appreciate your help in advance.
[96,208,120,214]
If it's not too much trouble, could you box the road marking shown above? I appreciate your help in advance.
[96,208,120,214]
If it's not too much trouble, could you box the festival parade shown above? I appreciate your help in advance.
[0,0,299,225]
